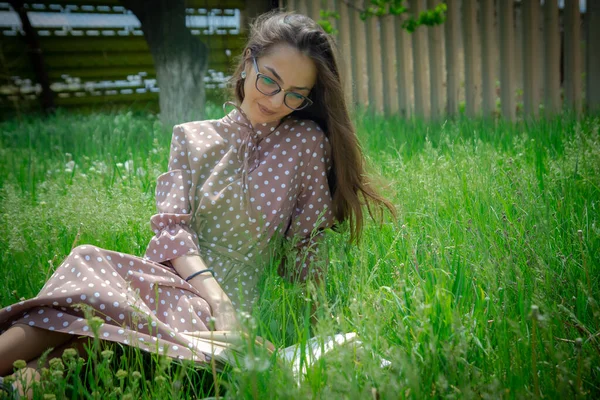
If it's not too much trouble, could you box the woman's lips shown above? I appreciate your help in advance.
[258,103,275,116]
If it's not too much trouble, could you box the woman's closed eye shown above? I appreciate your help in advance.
[288,92,305,100]
[260,75,278,87]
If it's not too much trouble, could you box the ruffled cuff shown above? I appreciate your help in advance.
[144,215,201,264]
[144,167,201,265]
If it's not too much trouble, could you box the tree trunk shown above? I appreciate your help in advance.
[120,0,209,128]
[9,0,55,114]
[586,1,600,113]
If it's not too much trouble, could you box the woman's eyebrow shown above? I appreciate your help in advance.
[264,65,311,91]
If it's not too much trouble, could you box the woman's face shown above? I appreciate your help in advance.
[240,43,317,126]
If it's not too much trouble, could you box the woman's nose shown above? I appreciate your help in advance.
[267,91,286,109]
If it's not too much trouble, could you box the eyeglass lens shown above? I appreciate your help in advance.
[256,75,308,110]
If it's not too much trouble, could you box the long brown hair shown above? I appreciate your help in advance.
[229,11,396,242]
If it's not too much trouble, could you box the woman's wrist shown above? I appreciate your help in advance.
[171,254,207,278]
[185,268,215,282]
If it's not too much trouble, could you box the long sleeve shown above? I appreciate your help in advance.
[144,124,201,265]
[282,131,335,282]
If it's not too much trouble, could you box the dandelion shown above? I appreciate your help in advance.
[65,160,75,172]
[13,360,26,370]
[530,304,541,321]
[243,354,270,373]
[124,160,134,173]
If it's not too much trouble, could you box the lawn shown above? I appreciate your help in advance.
[0,106,599,399]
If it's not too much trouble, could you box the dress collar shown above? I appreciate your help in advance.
[222,101,285,139]
[221,101,286,211]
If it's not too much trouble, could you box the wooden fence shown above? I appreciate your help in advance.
[0,0,247,116]
[285,0,600,120]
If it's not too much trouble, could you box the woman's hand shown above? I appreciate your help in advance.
[171,255,238,331]
[190,275,238,331]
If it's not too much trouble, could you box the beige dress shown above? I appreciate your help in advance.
[0,103,335,362]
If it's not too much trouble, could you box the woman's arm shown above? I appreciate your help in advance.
[171,255,238,331]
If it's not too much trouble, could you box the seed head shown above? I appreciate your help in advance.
[101,350,114,361]
[131,371,142,381]
[49,357,64,371]
[530,305,540,320]
[13,360,27,370]
[115,369,128,380]
[89,316,105,333]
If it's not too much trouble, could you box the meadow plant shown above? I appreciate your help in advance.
[0,108,598,398]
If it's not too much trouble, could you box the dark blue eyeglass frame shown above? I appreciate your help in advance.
[251,57,313,111]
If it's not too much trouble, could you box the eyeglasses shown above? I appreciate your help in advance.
[251,57,313,111]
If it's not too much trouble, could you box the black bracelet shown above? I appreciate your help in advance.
[185,269,215,282]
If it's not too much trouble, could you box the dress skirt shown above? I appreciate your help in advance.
[0,245,214,363]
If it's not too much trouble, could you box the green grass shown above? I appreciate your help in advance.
[0,106,599,399]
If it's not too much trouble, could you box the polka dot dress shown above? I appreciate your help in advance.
[0,102,335,363]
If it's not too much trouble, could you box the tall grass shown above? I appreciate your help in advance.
[0,106,598,398]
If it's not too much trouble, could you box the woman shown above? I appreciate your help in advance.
[0,11,394,397]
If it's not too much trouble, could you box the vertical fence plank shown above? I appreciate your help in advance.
[444,0,460,116]
[462,0,479,117]
[336,0,354,107]
[309,0,321,22]
[328,0,337,33]
[366,16,384,114]
[297,0,308,16]
[480,0,496,117]
[498,1,516,121]
[543,0,561,115]
[564,0,582,115]
[586,1,600,113]
[427,0,443,119]
[522,0,541,118]
[382,14,398,116]
[395,14,413,117]
[411,0,429,118]
[351,3,368,109]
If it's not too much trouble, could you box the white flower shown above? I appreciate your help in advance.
[124,160,134,173]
